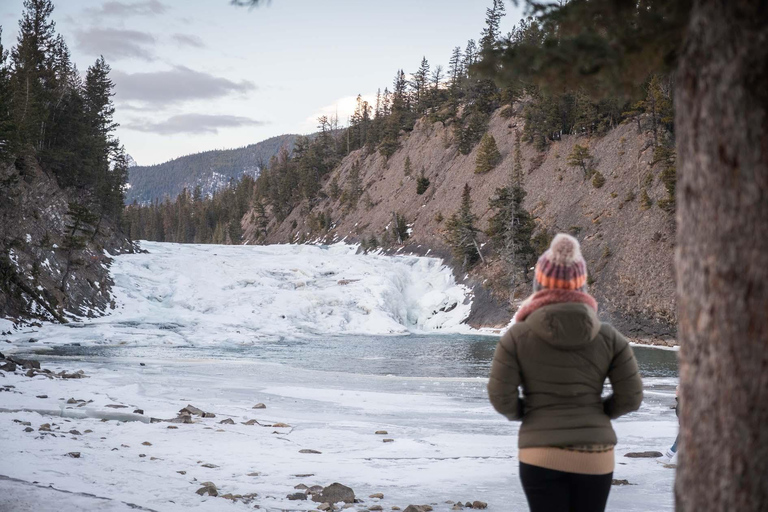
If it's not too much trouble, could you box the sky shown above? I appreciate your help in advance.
[1,0,524,166]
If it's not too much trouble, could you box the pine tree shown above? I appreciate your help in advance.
[487,182,535,302]
[403,155,412,176]
[448,46,463,94]
[480,0,506,53]
[513,131,523,184]
[411,57,430,113]
[0,28,16,161]
[341,161,362,210]
[60,202,99,291]
[463,40,477,76]
[475,133,502,173]
[444,184,483,268]
[10,0,58,151]
[416,169,430,195]
[567,144,593,179]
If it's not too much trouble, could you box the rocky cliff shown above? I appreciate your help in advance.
[0,157,134,327]
[243,106,677,342]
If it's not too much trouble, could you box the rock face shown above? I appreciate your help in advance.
[311,483,355,504]
[243,106,677,339]
[0,158,134,322]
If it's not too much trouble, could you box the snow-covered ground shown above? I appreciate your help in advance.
[0,242,678,511]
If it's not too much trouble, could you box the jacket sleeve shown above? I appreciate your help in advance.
[602,328,644,419]
[488,330,524,421]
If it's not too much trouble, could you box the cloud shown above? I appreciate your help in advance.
[85,0,168,19]
[301,94,377,132]
[112,66,256,105]
[75,28,156,61]
[124,114,267,135]
[172,33,205,48]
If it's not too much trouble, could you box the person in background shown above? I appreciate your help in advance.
[488,233,644,512]
[658,386,680,466]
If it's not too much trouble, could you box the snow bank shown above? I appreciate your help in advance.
[22,242,472,348]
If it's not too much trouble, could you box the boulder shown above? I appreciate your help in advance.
[252,403,267,409]
[168,413,194,424]
[375,431,388,435]
[369,493,384,499]
[300,449,322,454]
[288,492,308,500]
[67,452,81,458]
[471,502,487,509]
[219,418,235,425]
[271,422,291,428]
[180,405,205,416]
[312,483,355,504]
[612,479,633,485]
[196,482,218,497]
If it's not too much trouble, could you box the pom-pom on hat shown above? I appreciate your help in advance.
[534,233,588,291]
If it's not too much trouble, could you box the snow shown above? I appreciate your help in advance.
[0,242,678,511]
[0,318,14,333]
[0,353,678,512]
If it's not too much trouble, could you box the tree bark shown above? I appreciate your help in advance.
[675,1,768,510]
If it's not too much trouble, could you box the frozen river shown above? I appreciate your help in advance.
[0,243,678,511]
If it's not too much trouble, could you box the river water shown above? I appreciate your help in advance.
[24,334,678,380]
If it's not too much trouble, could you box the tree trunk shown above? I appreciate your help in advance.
[675,1,768,510]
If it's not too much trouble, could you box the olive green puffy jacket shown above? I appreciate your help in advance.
[488,302,643,448]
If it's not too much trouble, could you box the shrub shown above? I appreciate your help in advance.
[640,188,653,210]
[591,171,606,188]
[416,170,430,195]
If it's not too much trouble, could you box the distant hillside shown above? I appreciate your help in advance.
[125,134,298,204]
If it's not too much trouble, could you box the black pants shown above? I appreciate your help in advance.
[519,462,613,512]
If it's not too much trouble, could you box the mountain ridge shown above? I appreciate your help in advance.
[125,134,299,205]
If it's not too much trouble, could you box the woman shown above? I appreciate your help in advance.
[488,233,643,512]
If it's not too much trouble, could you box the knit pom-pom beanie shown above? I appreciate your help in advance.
[534,233,588,291]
